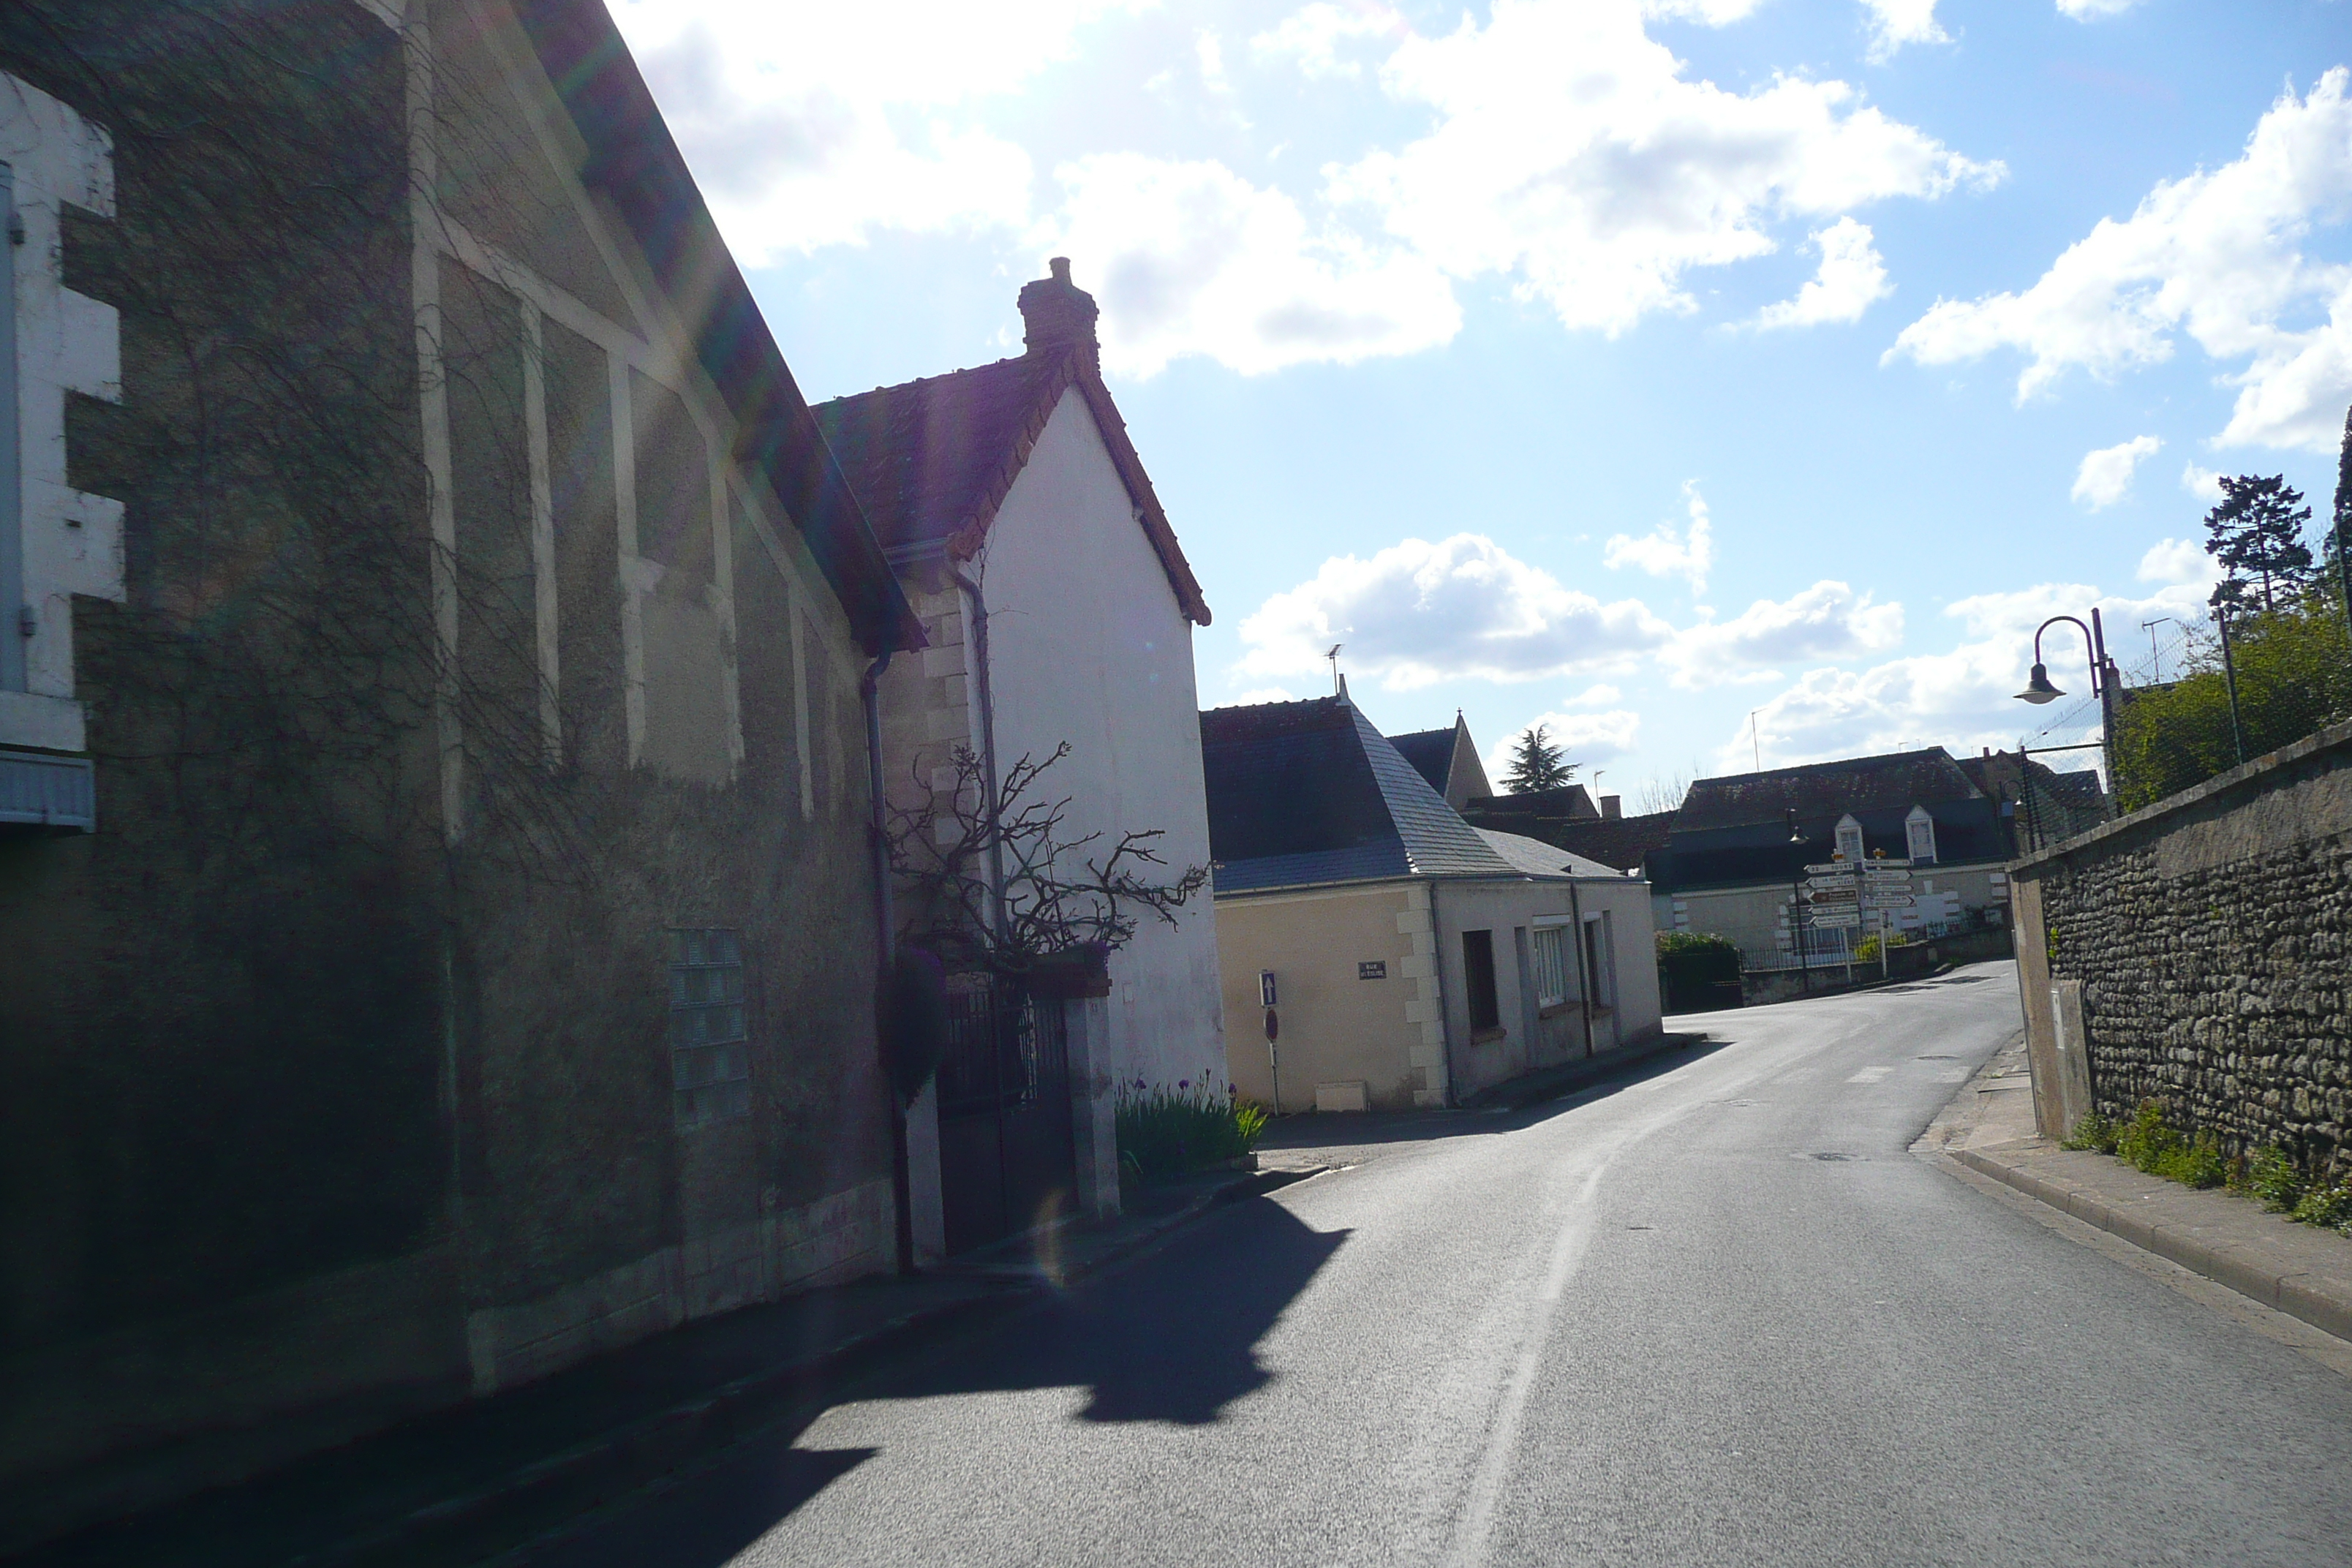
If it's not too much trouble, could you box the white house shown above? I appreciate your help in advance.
[814,260,1225,1256]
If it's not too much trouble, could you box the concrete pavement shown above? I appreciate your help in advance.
[504,961,2352,1567]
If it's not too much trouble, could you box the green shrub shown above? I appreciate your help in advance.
[2114,1101,2183,1174]
[1116,1079,1268,1186]
[2062,1111,2119,1154]
[2152,1131,2227,1190]
[2292,1175,2352,1234]
[2241,1145,2305,1213]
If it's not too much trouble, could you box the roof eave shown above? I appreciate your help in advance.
[510,0,924,657]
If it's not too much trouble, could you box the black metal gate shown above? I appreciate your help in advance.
[937,973,1077,1256]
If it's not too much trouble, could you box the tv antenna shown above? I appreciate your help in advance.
[1326,644,1343,695]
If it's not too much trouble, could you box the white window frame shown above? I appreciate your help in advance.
[1531,924,1570,1008]
[1904,804,1937,864]
[1833,813,1864,862]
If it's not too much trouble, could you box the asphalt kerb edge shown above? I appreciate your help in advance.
[1952,1146,2352,1345]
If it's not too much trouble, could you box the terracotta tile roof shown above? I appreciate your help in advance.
[812,350,1211,625]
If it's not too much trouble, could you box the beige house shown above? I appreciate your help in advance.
[1202,696,1660,1112]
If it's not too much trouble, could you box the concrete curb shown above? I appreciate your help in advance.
[321,1165,1300,1566]
[1953,1145,2352,1346]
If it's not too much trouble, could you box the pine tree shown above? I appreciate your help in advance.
[2329,403,2352,629]
[2203,474,2314,612]
[1502,724,1575,793]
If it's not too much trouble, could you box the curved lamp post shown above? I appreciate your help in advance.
[1785,807,1810,994]
[2014,615,2100,706]
[2015,611,2119,822]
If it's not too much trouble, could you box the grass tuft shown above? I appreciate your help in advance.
[1116,1079,1269,1186]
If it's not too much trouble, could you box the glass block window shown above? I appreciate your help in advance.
[668,928,750,1129]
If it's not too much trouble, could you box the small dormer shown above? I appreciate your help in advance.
[1905,804,1937,864]
[1833,813,1864,862]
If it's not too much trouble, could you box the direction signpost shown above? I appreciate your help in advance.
[1796,859,1920,973]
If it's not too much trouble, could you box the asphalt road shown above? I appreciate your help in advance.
[516,964,2352,1567]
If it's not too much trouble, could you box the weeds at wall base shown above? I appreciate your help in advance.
[2062,1101,2352,1235]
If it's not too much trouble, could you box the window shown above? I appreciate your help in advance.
[668,927,750,1128]
[1531,925,1570,1008]
[1834,813,1865,862]
[1905,804,1938,864]
[1463,928,1501,1033]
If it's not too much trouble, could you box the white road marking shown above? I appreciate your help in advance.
[1847,1066,1892,1083]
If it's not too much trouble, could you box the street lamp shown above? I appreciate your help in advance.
[2014,614,2102,704]
[2016,611,2119,820]
[1786,808,1810,995]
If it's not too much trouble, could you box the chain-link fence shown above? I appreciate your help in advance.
[2108,593,2352,812]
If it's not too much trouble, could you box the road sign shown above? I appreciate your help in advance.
[1863,894,1915,910]
[1861,872,1912,887]
[1805,888,1857,905]
[1803,863,1851,875]
[1806,874,1857,889]
[1806,911,1861,929]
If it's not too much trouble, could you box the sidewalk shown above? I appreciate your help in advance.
[1916,1037,2352,1346]
[17,1166,1302,1568]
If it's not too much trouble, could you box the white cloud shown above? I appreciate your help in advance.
[2138,537,2214,587]
[1603,481,1716,592]
[612,0,1153,258]
[1196,30,1234,95]
[1565,682,1624,706]
[1251,3,1404,80]
[2056,0,2139,18]
[1484,709,1643,781]
[2070,434,2162,510]
[1859,0,1948,63]
[1753,216,1893,328]
[2181,462,2225,501]
[1039,154,1460,377]
[1327,0,2002,337]
[1642,0,1769,23]
[1723,576,2214,769]
[1887,69,2352,453]
[1237,534,1675,690]
[1667,580,1904,687]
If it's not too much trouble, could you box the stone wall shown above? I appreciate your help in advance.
[2009,717,2352,1164]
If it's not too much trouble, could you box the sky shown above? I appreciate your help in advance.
[611,0,2352,807]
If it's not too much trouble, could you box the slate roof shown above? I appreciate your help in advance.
[811,348,1211,625]
[1202,698,1592,894]
[1387,727,1456,796]
[1467,810,1676,874]
[2045,769,2106,805]
[510,1,921,656]
[1678,748,1982,832]
[1473,829,1622,880]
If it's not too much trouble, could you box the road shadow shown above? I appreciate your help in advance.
[893,1194,1349,1425]
[518,1196,1349,1567]
[1254,1033,1732,1158]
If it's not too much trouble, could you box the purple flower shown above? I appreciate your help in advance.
[1178,1079,1190,1090]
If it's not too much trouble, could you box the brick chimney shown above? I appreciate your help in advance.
[1600,794,1622,819]
[1019,257,1098,368]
